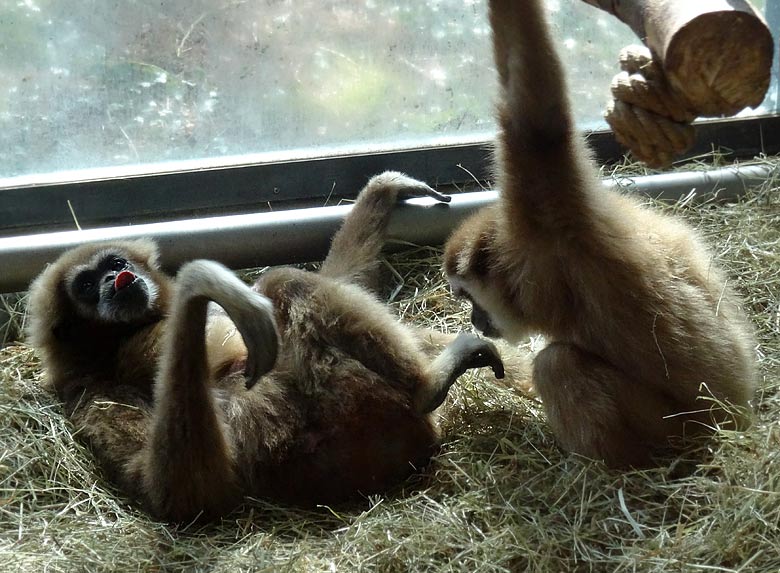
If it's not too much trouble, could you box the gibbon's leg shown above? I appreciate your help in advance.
[316,173,505,411]
[533,342,655,467]
[412,326,535,397]
[320,171,450,290]
[415,332,505,413]
[140,260,278,521]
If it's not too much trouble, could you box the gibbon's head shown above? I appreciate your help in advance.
[444,209,528,343]
[27,239,169,347]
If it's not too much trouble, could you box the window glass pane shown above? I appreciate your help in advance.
[0,0,774,182]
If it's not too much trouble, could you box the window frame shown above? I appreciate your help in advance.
[1,114,779,237]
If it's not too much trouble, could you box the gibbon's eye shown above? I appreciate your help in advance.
[72,271,98,301]
[452,286,472,302]
[110,257,127,271]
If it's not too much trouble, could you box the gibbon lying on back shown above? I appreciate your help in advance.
[443,0,756,467]
[27,172,506,522]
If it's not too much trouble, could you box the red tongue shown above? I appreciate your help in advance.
[114,271,136,290]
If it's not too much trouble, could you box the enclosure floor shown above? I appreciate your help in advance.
[1,160,779,572]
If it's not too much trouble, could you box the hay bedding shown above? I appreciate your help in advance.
[1,159,779,572]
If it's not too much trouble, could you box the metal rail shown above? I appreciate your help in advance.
[0,163,772,294]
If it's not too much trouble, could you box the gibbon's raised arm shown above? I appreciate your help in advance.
[491,0,595,236]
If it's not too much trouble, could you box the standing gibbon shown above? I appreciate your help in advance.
[443,0,756,466]
[27,172,506,522]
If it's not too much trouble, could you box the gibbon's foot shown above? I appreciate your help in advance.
[449,332,505,379]
[240,294,280,389]
[373,171,452,204]
[417,332,505,413]
[174,259,279,390]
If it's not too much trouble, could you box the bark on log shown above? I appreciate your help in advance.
[581,0,774,116]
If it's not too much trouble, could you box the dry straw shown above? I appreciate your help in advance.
[1,156,778,572]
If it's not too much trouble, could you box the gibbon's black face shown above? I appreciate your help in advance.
[469,301,501,339]
[66,251,158,324]
[449,279,502,339]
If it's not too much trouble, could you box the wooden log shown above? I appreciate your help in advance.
[580,0,774,116]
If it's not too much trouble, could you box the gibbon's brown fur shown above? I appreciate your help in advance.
[443,0,756,467]
[27,172,506,522]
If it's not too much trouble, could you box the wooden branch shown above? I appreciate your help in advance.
[581,0,774,116]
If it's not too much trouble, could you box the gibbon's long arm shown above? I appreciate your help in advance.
[491,0,592,235]
[67,385,154,501]
[320,171,450,289]
[140,260,278,521]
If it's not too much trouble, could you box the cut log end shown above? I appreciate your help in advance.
[663,11,773,117]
